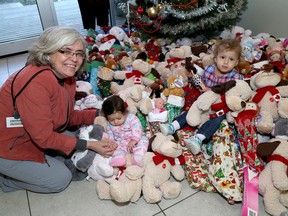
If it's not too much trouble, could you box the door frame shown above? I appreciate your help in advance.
[1,0,57,56]
[0,0,116,57]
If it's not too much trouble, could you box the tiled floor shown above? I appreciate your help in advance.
[0,53,269,216]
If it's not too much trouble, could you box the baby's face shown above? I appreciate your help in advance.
[214,50,239,75]
[107,111,126,126]
[155,99,164,108]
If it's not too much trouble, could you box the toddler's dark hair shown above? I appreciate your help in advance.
[101,95,127,117]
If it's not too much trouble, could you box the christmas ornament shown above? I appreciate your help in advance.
[156,3,163,12]
[147,6,158,19]
[137,7,144,15]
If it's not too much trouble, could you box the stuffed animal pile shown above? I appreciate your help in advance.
[74,24,288,213]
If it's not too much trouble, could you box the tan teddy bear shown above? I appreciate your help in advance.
[186,80,253,127]
[163,75,185,98]
[96,155,144,203]
[111,59,155,94]
[249,64,288,134]
[162,75,185,123]
[118,84,152,115]
[142,133,185,204]
[257,138,288,216]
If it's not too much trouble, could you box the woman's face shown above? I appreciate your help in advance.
[49,40,85,79]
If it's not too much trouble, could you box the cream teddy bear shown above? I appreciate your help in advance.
[142,133,185,204]
[118,84,152,115]
[96,154,144,203]
[249,65,288,134]
[273,98,288,139]
[186,80,253,127]
[257,138,288,216]
[111,59,155,94]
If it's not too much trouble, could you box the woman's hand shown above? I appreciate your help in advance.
[86,140,116,158]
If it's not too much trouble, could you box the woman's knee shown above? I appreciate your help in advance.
[46,167,72,193]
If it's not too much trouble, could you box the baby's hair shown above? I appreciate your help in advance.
[101,95,127,117]
[214,39,242,59]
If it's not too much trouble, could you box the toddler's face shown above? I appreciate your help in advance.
[214,50,239,75]
[107,111,126,126]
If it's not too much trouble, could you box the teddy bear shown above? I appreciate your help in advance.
[141,132,185,204]
[164,46,196,77]
[163,75,185,98]
[74,94,103,111]
[162,75,185,123]
[96,154,145,203]
[70,124,117,182]
[118,84,152,115]
[75,80,93,99]
[186,80,253,127]
[98,26,133,52]
[249,64,288,134]
[104,53,118,70]
[97,66,115,98]
[257,138,288,216]
[273,98,288,139]
[110,59,155,94]
[265,37,285,73]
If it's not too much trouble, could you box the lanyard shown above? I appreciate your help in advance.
[11,66,51,119]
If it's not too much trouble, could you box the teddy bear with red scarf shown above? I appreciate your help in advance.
[249,64,288,134]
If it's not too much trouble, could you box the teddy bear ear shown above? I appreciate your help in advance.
[211,80,236,94]
[256,140,281,158]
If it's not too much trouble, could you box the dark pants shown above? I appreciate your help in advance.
[77,0,110,29]
[176,111,225,140]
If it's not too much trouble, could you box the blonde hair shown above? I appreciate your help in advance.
[214,39,242,59]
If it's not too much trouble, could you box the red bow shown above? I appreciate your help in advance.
[125,70,144,79]
[100,34,116,43]
[268,154,288,175]
[209,94,230,119]
[252,86,280,104]
[165,58,185,68]
[152,152,185,166]
[115,167,126,180]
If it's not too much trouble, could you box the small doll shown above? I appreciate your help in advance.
[148,97,168,136]
[152,98,165,114]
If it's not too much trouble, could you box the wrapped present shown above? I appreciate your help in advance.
[179,129,216,192]
[208,120,244,202]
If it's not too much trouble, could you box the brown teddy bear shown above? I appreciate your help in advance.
[162,75,185,123]
[163,75,185,98]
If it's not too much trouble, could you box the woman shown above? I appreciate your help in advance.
[0,26,114,193]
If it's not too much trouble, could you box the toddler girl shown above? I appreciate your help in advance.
[102,95,149,167]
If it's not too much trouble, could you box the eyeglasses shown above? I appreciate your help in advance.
[57,49,86,60]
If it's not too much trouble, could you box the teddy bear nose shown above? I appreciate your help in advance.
[241,101,246,108]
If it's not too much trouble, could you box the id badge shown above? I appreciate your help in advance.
[6,117,23,128]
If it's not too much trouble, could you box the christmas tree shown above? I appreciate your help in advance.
[118,0,248,40]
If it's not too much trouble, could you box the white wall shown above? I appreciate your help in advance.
[237,0,288,38]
